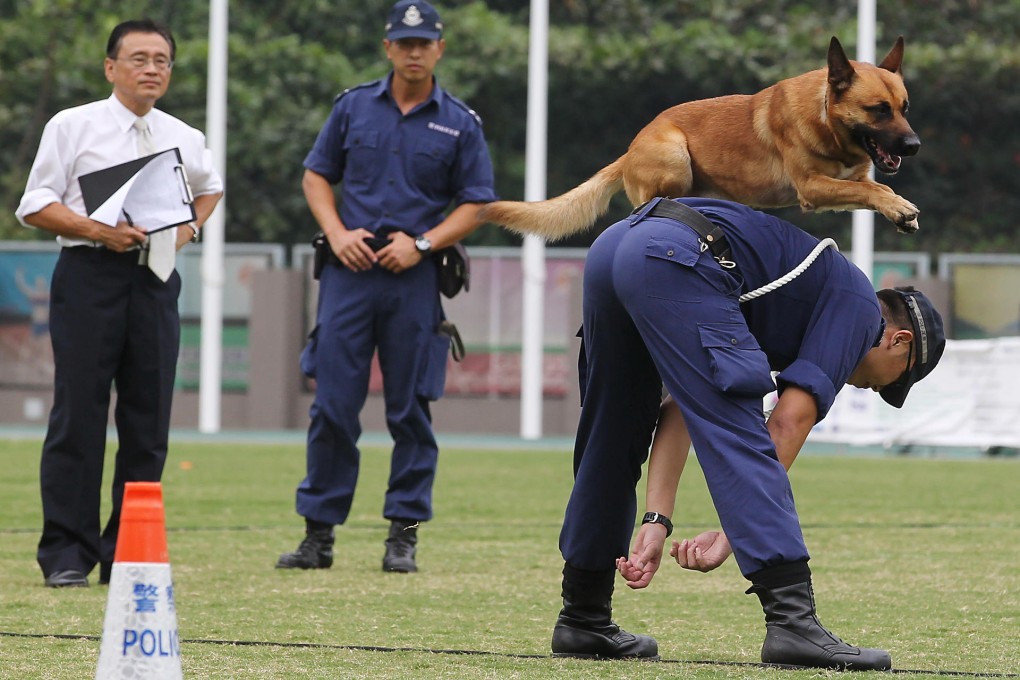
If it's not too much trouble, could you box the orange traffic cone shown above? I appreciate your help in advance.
[95,482,182,679]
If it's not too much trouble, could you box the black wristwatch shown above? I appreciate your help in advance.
[641,511,673,537]
[414,236,432,253]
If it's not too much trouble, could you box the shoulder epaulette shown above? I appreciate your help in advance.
[445,93,483,127]
[333,79,381,104]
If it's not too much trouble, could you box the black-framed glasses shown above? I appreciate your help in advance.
[115,55,174,71]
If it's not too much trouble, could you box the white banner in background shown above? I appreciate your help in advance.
[810,337,1020,450]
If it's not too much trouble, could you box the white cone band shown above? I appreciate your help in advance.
[95,562,182,679]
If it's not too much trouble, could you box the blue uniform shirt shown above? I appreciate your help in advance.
[304,74,497,235]
[677,198,883,420]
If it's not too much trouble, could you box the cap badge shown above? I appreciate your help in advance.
[402,5,424,27]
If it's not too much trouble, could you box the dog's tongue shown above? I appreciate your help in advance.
[876,144,902,172]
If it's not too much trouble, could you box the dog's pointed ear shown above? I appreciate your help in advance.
[827,36,855,94]
[878,36,905,74]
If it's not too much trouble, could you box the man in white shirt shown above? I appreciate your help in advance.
[16,19,222,588]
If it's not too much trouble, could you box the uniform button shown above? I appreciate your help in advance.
[730,338,738,345]
[667,249,674,257]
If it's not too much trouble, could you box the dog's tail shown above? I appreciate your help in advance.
[479,157,625,241]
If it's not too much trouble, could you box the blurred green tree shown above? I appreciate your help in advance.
[0,0,1017,256]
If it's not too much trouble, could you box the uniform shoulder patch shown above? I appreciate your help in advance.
[333,79,381,104]
[445,93,483,127]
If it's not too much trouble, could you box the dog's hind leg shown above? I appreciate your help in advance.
[622,124,695,205]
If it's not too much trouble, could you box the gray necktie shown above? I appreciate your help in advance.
[134,117,176,282]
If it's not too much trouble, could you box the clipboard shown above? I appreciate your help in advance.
[78,147,196,233]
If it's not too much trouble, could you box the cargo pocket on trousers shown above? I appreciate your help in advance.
[416,330,451,401]
[300,324,320,379]
[644,234,703,302]
[698,323,776,397]
[576,326,587,407]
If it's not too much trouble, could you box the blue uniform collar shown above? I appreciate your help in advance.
[375,72,445,113]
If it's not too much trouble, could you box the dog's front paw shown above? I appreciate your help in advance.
[896,215,919,233]
[883,196,919,234]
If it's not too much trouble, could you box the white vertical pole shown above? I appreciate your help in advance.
[852,0,877,283]
[199,0,227,432]
[520,0,549,439]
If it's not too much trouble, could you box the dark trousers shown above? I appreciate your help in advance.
[295,258,449,526]
[560,217,809,576]
[37,247,180,578]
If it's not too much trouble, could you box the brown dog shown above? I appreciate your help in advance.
[480,36,921,240]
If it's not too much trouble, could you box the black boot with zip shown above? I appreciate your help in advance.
[747,562,892,671]
[276,519,334,569]
[550,563,659,660]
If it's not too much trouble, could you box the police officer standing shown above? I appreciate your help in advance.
[277,0,496,574]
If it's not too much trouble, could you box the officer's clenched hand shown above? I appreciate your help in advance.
[377,231,422,274]
[330,228,377,272]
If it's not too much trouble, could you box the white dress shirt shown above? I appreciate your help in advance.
[16,94,223,247]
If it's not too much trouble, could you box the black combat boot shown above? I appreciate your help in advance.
[550,563,659,660]
[382,519,418,573]
[275,519,334,569]
[747,561,892,671]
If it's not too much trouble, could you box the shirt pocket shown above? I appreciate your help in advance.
[342,129,379,185]
[697,322,776,397]
[411,136,457,192]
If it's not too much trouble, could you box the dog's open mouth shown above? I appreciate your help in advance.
[859,134,902,175]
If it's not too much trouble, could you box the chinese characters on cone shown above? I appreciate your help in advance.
[95,482,182,679]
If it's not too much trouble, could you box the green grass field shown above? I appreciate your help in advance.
[0,437,1017,679]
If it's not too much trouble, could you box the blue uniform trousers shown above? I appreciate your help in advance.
[296,258,449,525]
[38,247,179,577]
[560,217,809,577]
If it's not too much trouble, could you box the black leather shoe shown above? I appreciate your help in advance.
[276,521,334,569]
[45,570,88,588]
[382,520,418,573]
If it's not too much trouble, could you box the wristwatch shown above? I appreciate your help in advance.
[641,511,673,537]
[414,236,432,253]
[186,222,200,243]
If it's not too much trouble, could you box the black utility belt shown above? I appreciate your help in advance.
[362,233,394,252]
[635,200,737,272]
[309,228,400,278]
[310,230,471,299]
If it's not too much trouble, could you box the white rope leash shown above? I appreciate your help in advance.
[738,238,839,303]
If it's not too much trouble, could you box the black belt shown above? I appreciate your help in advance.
[635,199,737,271]
[310,227,426,280]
